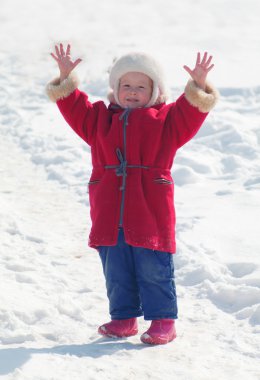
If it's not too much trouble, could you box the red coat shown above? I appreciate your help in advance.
[56,85,210,253]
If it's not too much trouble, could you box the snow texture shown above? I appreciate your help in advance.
[0,0,260,379]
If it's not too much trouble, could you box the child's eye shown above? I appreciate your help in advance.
[123,84,130,88]
[139,86,145,89]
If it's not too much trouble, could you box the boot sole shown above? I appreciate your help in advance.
[140,332,176,345]
[98,326,138,338]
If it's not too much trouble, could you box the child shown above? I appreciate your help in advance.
[46,44,218,345]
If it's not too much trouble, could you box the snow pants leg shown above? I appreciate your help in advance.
[98,228,178,320]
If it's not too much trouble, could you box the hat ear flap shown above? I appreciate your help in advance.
[112,78,121,106]
[145,83,159,108]
[107,89,116,104]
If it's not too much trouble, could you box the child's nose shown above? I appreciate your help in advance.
[129,87,137,94]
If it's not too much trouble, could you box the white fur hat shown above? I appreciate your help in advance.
[108,52,169,107]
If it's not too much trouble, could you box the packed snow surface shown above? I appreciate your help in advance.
[0,0,259,379]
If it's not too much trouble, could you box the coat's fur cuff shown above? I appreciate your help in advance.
[46,74,80,102]
[184,80,219,113]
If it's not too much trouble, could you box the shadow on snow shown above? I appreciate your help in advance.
[0,337,151,375]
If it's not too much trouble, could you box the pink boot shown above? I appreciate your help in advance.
[98,318,138,338]
[140,319,176,345]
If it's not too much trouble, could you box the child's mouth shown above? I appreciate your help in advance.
[126,98,139,103]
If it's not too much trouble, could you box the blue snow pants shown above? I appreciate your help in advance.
[98,228,178,321]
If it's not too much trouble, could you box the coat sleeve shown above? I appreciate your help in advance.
[167,80,219,149]
[46,74,102,146]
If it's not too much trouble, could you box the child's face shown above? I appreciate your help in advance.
[118,72,153,108]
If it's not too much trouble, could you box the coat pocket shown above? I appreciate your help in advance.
[154,177,173,185]
[88,167,105,189]
[87,180,100,193]
[88,180,101,185]
[152,169,174,185]
[88,168,103,194]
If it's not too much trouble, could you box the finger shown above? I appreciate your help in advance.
[206,64,214,72]
[66,44,71,56]
[60,43,65,56]
[201,52,208,65]
[72,58,82,69]
[183,65,192,75]
[196,52,201,66]
[55,45,62,59]
[50,53,59,62]
[205,55,213,67]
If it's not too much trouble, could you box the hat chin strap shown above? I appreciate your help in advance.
[145,85,159,108]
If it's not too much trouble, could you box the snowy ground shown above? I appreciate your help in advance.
[0,0,260,379]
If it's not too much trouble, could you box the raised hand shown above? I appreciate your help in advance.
[51,43,82,82]
[183,52,214,91]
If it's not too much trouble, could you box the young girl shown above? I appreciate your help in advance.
[46,45,218,345]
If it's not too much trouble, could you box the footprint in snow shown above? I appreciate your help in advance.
[227,262,256,278]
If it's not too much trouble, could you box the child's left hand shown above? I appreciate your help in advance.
[183,52,214,91]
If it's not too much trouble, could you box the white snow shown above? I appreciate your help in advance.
[0,0,260,379]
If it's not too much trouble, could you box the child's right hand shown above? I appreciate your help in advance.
[51,43,82,82]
